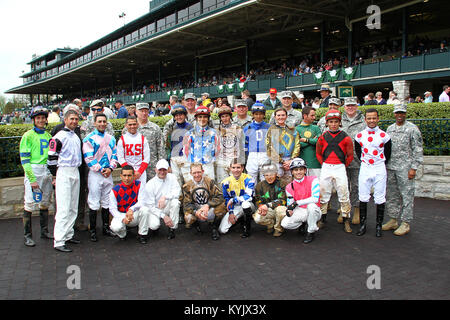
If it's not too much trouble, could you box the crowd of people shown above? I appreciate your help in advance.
[19,86,424,252]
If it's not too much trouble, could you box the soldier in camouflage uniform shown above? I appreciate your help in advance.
[317,97,341,132]
[340,97,366,225]
[124,102,165,181]
[80,99,115,140]
[383,103,423,236]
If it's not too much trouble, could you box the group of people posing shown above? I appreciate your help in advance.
[19,90,424,252]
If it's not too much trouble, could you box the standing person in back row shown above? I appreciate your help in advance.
[83,113,118,242]
[354,108,391,237]
[117,116,150,187]
[19,106,53,247]
[124,102,165,181]
[383,103,423,236]
[48,110,82,252]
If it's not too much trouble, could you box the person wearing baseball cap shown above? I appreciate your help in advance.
[141,159,181,240]
[268,91,302,128]
[80,100,114,140]
[233,99,253,128]
[183,93,198,123]
[318,84,331,108]
[316,110,354,233]
[339,97,366,226]
[263,88,282,110]
[317,96,341,132]
[423,91,433,103]
[383,103,423,236]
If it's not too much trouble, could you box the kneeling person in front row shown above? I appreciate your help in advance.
[109,165,150,244]
[143,159,181,240]
[253,161,287,237]
[282,158,321,244]
[219,159,256,238]
[181,163,226,240]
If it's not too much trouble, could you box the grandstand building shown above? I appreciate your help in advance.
[5,0,450,105]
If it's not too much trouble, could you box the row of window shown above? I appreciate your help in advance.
[24,0,230,84]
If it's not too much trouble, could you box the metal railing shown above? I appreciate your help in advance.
[1,118,448,178]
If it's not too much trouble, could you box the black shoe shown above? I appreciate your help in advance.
[240,210,252,238]
[167,229,175,240]
[303,232,315,244]
[54,245,72,253]
[90,230,98,242]
[40,231,54,239]
[357,202,368,236]
[66,238,81,244]
[298,223,307,235]
[137,234,148,244]
[375,203,385,238]
[24,235,36,247]
[211,228,220,241]
[194,221,202,234]
[102,226,116,237]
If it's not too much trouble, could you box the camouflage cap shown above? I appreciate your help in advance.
[393,103,407,113]
[184,92,196,100]
[344,97,358,106]
[136,102,150,110]
[234,99,247,107]
[329,97,341,106]
[280,91,293,99]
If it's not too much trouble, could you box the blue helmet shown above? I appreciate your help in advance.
[251,101,266,114]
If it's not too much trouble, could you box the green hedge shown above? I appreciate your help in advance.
[1,102,449,137]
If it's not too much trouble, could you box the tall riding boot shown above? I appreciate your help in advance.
[39,209,53,239]
[357,202,368,236]
[375,203,385,238]
[101,208,115,237]
[89,209,98,242]
[23,210,35,247]
[240,207,252,238]
[210,217,220,241]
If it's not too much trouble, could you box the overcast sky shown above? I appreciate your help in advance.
[0,0,149,98]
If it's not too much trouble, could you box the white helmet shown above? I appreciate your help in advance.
[289,158,307,170]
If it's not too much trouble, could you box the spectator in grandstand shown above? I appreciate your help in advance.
[438,85,450,102]
[116,100,128,119]
[375,92,387,105]
[263,88,282,111]
[424,91,433,103]
[364,93,378,106]
[318,84,331,108]
[297,94,307,109]
[387,91,398,104]
[169,95,178,108]
[11,111,24,124]
[414,96,423,103]
[311,97,321,110]
[241,89,254,108]
[48,106,61,123]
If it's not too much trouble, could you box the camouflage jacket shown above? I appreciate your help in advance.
[123,120,165,177]
[80,116,114,140]
[341,110,366,169]
[386,121,423,171]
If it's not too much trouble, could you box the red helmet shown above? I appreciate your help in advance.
[195,105,211,117]
[325,110,341,122]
